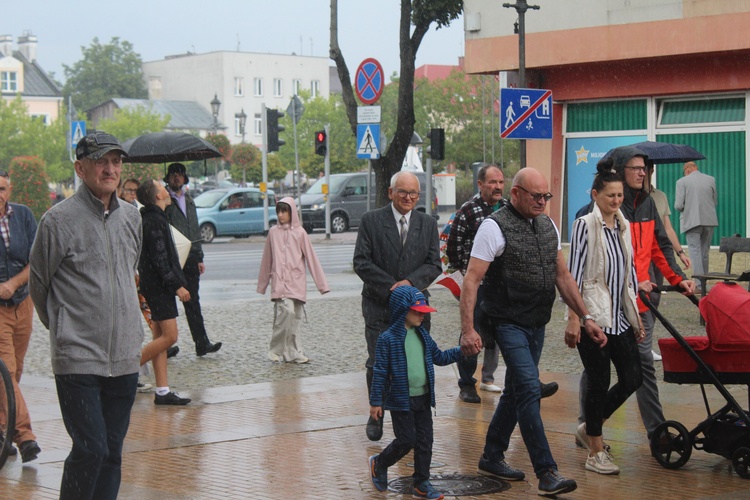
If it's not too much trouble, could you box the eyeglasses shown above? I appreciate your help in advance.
[517,185,553,203]
[395,189,419,199]
[624,166,647,173]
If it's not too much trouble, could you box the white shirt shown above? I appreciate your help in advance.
[470,215,562,262]
[391,204,412,230]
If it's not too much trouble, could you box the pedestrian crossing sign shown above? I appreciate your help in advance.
[357,124,380,159]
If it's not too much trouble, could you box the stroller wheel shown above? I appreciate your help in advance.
[732,447,750,479]
[651,420,692,469]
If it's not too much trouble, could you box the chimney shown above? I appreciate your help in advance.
[0,35,12,58]
[18,31,37,62]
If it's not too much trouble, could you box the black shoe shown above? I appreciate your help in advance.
[537,468,576,497]
[154,391,191,406]
[478,455,525,481]
[19,440,41,463]
[0,437,17,456]
[366,415,383,441]
[167,346,179,358]
[196,341,222,357]
[459,386,481,404]
[540,381,559,399]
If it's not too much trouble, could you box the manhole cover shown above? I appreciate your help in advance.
[389,473,511,496]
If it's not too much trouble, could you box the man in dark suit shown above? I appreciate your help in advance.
[354,171,441,441]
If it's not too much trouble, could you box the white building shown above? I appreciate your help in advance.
[142,51,331,146]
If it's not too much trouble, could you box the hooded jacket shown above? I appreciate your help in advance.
[606,145,686,312]
[257,197,329,302]
[369,286,462,411]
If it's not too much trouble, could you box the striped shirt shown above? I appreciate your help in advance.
[568,217,638,335]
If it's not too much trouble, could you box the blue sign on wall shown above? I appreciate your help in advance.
[500,88,552,140]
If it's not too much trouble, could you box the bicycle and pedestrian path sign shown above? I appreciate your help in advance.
[500,88,552,140]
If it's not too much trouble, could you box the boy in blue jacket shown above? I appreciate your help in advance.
[368,286,462,499]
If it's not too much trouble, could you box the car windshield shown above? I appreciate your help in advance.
[305,176,350,195]
[195,190,229,208]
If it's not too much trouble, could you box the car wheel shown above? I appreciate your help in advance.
[200,223,216,243]
[331,213,349,233]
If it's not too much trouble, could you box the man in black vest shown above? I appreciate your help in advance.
[460,168,605,496]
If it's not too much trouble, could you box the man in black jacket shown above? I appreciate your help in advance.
[164,163,222,357]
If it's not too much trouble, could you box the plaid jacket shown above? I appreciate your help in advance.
[446,194,507,273]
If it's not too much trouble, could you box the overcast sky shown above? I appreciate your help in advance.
[3,0,465,84]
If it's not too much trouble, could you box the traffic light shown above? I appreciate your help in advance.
[266,108,286,152]
[314,130,327,157]
[430,128,445,160]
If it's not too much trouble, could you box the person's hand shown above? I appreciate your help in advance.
[0,282,16,300]
[390,279,412,291]
[460,329,482,356]
[198,262,206,274]
[679,279,696,295]
[176,287,191,302]
[678,252,691,269]
[583,318,608,348]
[635,326,646,344]
[638,280,654,293]
[564,318,581,349]
[370,406,383,421]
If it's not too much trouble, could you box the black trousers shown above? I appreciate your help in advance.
[182,254,209,347]
[378,394,433,485]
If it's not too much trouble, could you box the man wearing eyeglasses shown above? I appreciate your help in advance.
[0,170,40,463]
[354,171,441,442]
[30,132,143,500]
[459,168,605,496]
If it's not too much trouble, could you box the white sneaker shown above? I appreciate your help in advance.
[575,423,590,452]
[293,356,309,364]
[479,383,503,393]
[268,352,281,363]
[137,381,153,393]
[585,451,620,475]
[652,350,662,362]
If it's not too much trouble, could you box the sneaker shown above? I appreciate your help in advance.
[413,480,443,499]
[652,350,662,362]
[154,391,191,406]
[19,440,41,463]
[478,455,525,481]
[293,355,309,364]
[575,423,612,454]
[268,352,281,362]
[540,381,559,399]
[479,382,503,393]
[537,469,577,496]
[585,451,620,475]
[137,381,153,393]
[459,386,481,404]
[369,454,388,492]
[166,346,179,358]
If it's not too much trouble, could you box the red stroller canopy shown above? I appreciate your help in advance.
[699,282,750,352]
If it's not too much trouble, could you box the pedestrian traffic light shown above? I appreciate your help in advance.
[266,109,286,152]
[430,128,445,160]
[315,130,327,157]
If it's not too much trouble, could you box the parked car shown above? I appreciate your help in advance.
[195,187,277,243]
[298,171,438,233]
[194,179,237,195]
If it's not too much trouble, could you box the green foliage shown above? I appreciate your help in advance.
[63,37,148,112]
[204,134,232,180]
[229,142,260,183]
[96,106,170,142]
[0,97,69,183]
[9,156,51,220]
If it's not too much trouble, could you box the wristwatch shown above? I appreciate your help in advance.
[678,250,685,255]
[581,314,594,323]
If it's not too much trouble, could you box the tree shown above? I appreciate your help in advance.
[229,143,260,184]
[9,156,51,221]
[204,134,232,181]
[63,37,148,112]
[330,0,462,206]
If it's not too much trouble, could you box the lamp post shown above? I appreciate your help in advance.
[210,93,221,179]
[236,108,248,185]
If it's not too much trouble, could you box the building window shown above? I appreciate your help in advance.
[234,116,242,136]
[273,78,283,97]
[234,77,244,97]
[254,78,263,97]
[30,113,50,125]
[310,80,320,98]
[254,114,262,135]
[292,79,302,95]
[1,71,17,92]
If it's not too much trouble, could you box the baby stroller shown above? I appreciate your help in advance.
[641,282,750,478]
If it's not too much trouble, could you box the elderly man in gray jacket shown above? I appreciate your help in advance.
[675,161,718,279]
[30,132,143,500]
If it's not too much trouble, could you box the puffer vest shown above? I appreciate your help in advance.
[481,204,558,327]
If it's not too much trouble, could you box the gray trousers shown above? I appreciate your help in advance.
[685,226,714,277]
[578,311,665,438]
[269,298,304,362]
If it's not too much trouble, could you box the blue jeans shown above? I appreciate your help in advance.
[378,394,433,484]
[55,373,138,500]
[483,323,556,477]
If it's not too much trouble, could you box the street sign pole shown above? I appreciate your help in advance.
[261,103,269,232]
[324,124,331,240]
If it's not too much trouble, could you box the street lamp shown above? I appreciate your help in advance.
[236,108,247,143]
[210,93,221,135]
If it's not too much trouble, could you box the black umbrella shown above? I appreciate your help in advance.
[122,132,222,164]
[603,140,705,165]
